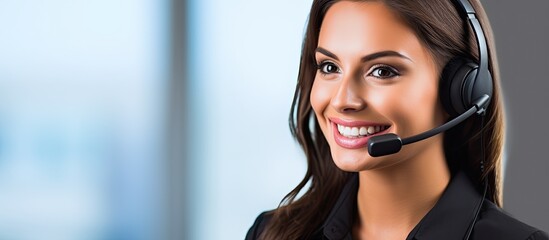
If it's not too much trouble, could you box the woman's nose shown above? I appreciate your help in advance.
[330,75,367,113]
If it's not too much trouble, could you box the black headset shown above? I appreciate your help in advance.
[444,1,491,239]
[440,0,493,117]
[367,0,494,159]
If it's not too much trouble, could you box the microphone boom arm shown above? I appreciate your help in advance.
[402,105,476,145]
[402,94,489,145]
[367,94,489,157]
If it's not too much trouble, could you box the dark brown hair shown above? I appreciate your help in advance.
[261,0,504,239]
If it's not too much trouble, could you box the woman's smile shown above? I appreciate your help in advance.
[330,118,391,149]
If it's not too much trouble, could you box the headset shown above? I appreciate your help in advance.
[367,0,493,161]
[440,0,493,119]
[452,2,492,237]
[367,0,492,239]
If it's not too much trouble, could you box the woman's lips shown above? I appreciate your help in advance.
[330,119,391,149]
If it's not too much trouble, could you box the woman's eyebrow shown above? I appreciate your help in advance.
[361,51,413,62]
[315,47,413,62]
[315,47,340,60]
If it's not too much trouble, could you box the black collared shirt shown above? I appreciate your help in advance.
[246,171,548,240]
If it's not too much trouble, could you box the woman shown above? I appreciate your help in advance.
[246,0,548,239]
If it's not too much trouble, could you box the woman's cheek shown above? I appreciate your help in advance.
[310,79,332,116]
[310,79,337,140]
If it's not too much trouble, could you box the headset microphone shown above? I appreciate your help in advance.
[367,94,490,157]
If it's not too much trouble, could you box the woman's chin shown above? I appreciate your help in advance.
[331,148,405,172]
[331,150,380,172]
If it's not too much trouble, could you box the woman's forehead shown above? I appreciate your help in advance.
[318,1,426,61]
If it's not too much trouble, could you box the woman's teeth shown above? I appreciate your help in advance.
[337,124,388,138]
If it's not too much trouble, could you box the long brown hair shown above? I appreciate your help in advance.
[261,0,504,239]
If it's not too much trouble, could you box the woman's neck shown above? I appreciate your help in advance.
[353,143,450,240]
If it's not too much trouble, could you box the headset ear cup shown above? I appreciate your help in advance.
[439,57,492,117]
[440,57,470,117]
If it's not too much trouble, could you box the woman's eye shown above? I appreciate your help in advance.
[318,62,340,74]
[370,66,399,79]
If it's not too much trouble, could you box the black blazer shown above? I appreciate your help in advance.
[246,171,548,240]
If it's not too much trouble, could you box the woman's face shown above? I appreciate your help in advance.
[311,1,446,172]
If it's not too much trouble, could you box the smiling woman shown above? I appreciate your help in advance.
[246,0,548,239]
[311,2,445,173]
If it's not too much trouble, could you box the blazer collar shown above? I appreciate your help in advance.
[320,171,484,240]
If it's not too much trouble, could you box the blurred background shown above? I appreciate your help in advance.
[0,0,547,239]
